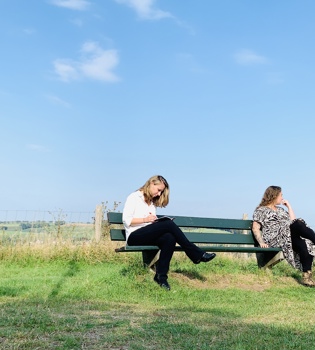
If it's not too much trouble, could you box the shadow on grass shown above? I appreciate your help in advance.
[1,300,315,350]
[130,309,315,350]
[172,267,206,281]
[48,259,80,298]
[0,286,23,297]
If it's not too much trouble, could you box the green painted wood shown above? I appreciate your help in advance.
[107,212,253,230]
[116,245,281,253]
[110,229,126,241]
[184,233,255,244]
[107,212,124,224]
[111,229,282,253]
[116,245,159,252]
[108,212,282,257]
[110,229,254,245]
[111,229,259,245]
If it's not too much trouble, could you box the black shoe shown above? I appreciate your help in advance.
[196,252,216,264]
[154,274,171,291]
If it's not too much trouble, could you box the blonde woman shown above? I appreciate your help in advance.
[252,186,315,287]
[123,175,216,291]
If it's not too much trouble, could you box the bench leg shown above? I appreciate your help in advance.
[256,251,284,269]
[142,250,160,269]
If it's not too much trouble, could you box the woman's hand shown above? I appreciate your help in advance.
[260,242,269,248]
[252,221,269,248]
[282,199,296,220]
[282,199,291,208]
[131,213,157,226]
[144,213,157,223]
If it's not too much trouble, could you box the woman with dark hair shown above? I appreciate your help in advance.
[123,175,216,291]
[252,186,315,287]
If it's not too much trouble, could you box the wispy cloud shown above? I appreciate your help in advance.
[23,28,36,35]
[176,53,208,74]
[27,144,50,152]
[49,0,90,11]
[45,94,72,108]
[53,41,120,83]
[70,18,84,27]
[266,72,284,85]
[234,49,268,65]
[114,0,172,20]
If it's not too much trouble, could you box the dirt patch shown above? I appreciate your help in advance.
[171,271,298,291]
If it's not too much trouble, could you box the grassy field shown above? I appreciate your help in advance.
[0,223,95,245]
[0,237,314,350]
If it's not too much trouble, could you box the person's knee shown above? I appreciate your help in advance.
[158,232,176,247]
[293,242,308,256]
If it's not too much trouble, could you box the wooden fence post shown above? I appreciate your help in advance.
[241,213,249,259]
[95,204,103,242]
[242,213,248,234]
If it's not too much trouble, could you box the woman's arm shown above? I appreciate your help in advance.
[282,199,296,220]
[252,221,269,248]
[130,214,157,226]
[123,192,157,228]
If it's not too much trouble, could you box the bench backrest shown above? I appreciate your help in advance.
[107,212,256,246]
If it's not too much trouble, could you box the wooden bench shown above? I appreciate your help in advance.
[107,212,284,269]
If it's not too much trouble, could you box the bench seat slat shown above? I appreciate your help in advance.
[115,245,281,253]
[185,233,255,245]
[111,229,259,245]
[107,212,252,230]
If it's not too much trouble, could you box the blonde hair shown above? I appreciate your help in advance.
[139,175,169,207]
[258,186,282,207]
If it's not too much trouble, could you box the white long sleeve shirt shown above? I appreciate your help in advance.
[122,190,156,241]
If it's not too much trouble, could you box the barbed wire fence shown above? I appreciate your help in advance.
[0,210,95,224]
[0,202,121,244]
[0,209,96,243]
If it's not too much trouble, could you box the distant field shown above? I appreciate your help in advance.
[0,221,95,244]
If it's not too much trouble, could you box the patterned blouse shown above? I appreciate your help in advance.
[253,206,313,270]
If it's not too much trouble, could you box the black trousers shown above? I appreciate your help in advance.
[127,220,204,279]
[290,220,315,272]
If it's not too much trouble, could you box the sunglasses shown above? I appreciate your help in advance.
[157,175,169,188]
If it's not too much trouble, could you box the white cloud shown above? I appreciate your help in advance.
[27,144,50,152]
[115,0,172,20]
[234,49,268,65]
[45,94,72,108]
[53,60,79,82]
[70,18,84,27]
[53,42,120,83]
[49,0,90,11]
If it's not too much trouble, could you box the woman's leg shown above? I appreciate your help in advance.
[291,234,313,272]
[290,220,315,244]
[128,220,205,263]
[154,232,176,280]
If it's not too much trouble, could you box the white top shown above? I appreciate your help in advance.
[122,190,156,241]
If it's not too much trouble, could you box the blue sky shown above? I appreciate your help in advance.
[1,0,315,225]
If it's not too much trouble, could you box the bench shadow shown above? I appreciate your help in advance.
[172,267,207,282]
[48,259,80,299]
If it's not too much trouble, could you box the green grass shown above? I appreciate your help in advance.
[0,244,314,349]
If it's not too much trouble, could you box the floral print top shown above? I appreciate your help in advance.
[253,206,314,270]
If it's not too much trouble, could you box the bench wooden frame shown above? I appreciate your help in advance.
[107,212,284,269]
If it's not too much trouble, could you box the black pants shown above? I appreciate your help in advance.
[290,220,315,272]
[127,220,204,280]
